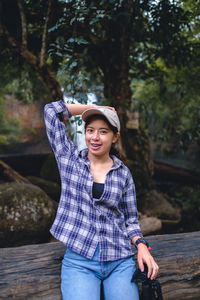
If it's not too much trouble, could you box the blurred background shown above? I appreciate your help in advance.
[0,0,199,248]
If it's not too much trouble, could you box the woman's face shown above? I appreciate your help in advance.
[85,118,119,158]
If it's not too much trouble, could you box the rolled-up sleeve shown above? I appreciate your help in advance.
[44,100,76,157]
[119,170,143,240]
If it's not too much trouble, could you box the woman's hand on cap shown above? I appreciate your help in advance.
[101,106,116,112]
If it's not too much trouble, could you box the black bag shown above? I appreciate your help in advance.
[131,264,163,300]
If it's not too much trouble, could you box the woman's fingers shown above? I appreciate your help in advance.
[138,256,145,273]
[146,258,159,280]
[150,261,159,280]
[101,106,116,112]
[108,107,116,112]
[146,259,153,279]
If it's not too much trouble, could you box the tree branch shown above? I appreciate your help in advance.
[0,23,63,101]
[17,0,28,48]
[40,0,52,67]
[0,23,37,64]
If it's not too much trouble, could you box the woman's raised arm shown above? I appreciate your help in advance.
[65,103,96,116]
[65,103,116,116]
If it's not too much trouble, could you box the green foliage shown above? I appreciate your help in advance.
[45,0,199,103]
[132,57,200,153]
[56,59,102,97]
[1,0,198,99]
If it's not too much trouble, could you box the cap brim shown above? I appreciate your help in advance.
[82,108,105,122]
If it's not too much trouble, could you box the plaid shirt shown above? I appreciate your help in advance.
[44,100,142,261]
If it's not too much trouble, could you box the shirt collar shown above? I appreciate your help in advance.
[79,148,122,170]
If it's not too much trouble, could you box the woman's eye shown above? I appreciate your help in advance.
[86,129,92,133]
[100,130,107,134]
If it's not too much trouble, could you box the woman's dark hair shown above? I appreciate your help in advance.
[84,114,121,159]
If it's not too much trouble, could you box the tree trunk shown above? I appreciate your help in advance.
[97,1,154,191]
[0,231,200,299]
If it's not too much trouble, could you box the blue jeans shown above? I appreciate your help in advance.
[61,244,139,300]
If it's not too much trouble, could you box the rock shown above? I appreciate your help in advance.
[27,176,61,202]
[0,183,57,247]
[140,214,162,235]
[139,189,181,224]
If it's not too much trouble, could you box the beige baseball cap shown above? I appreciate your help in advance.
[82,107,120,132]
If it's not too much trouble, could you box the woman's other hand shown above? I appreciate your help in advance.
[137,243,159,280]
[100,106,116,112]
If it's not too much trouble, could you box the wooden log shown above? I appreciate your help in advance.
[0,241,64,300]
[0,231,200,299]
[0,159,30,184]
[154,159,200,184]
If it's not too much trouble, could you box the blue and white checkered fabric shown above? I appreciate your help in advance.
[44,100,142,261]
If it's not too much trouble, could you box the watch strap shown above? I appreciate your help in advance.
[135,238,151,250]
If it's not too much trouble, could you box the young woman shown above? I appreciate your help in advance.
[44,100,159,300]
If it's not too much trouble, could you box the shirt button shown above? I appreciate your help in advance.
[99,229,106,235]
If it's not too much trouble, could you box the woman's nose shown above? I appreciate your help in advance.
[92,131,99,139]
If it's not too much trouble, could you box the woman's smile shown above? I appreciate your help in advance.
[90,143,102,150]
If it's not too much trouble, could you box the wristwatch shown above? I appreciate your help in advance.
[135,237,151,250]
